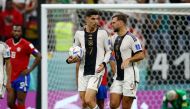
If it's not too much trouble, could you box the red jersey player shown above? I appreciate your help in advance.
[6,25,41,109]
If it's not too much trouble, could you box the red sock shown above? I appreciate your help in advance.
[17,104,25,109]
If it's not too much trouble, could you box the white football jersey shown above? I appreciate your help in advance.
[111,31,142,82]
[0,42,10,86]
[73,28,111,77]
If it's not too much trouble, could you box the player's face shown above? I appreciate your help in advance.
[111,17,121,32]
[86,15,99,28]
[12,26,22,39]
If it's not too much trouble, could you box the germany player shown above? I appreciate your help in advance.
[110,13,145,109]
[0,42,11,99]
[67,9,111,109]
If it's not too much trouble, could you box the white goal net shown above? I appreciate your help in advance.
[41,4,190,109]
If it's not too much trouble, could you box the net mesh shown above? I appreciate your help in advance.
[45,7,190,109]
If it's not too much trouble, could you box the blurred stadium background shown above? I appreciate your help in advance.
[0,0,190,109]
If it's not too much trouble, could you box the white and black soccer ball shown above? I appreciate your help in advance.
[69,46,83,59]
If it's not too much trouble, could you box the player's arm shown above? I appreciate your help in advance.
[97,31,112,73]
[29,49,41,73]
[76,61,80,88]
[109,53,116,75]
[5,58,11,84]
[3,44,12,90]
[127,51,144,63]
[66,31,81,64]
[22,48,41,75]
[121,37,145,69]
[5,58,12,92]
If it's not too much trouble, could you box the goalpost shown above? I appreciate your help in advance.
[41,4,190,109]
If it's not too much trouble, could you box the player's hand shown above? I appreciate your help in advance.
[96,64,104,73]
[121,58,130,69]
[67,56,80,63]
[21,68,30,75]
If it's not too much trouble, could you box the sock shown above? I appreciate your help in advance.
[93,104,99,109]
[17,104,25,109]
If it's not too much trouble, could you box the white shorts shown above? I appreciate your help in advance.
[78,74,103,92]
[110,80,138,97]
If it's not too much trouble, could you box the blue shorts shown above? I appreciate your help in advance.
[96,85,107,100]
[11,74,30,92]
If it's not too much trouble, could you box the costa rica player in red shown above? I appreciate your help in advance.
[6,24,41,109]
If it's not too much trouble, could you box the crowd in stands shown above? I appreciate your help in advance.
[47,0,190,4]
[0,0,38,46]
[0,0,189,45]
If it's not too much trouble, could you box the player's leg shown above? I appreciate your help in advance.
[96,85,107,109]
[122,81,138,109]
[110,93,122,109]
[85,88,98,108]
[110,80,122,109]
[85,75,103,109]
[79,91,89,109]
[78,76,89,109]
[16,91,27,109]
[97,99,104,109]
[122,96,134,109]
[15,74,30,109]
[7,88,17,109]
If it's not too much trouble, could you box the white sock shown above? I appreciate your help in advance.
[92,104,99,109]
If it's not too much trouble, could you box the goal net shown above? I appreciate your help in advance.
[41,4,190,109]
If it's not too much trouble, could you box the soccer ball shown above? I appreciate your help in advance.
[69,46,83,59]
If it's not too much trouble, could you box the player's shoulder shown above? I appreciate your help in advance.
[75,30,85,37]
[98,29,109,38]
[98,28,107,34]
[21,38,31,44]
[110,33,118,41]
[6,38,12,44]
[0,41,9,49]
[125,31,138,42]
[75,30,84,34]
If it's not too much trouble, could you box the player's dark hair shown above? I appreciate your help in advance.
[112,13,128,24]
[6,0,13,2]
[85,9,99,17]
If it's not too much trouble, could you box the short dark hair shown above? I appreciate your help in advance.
[6,0,13,3]
[85,9,99,17]
[112,13,128,24]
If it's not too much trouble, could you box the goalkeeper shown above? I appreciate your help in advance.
[162,90,190,109]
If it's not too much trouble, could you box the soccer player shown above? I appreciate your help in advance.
[96,53,116,109]
[109,13,145,109]
[66,9,111,109]
[76,55,116,109]
[162,90,190,109]
[6,24,41,109]
[76,62,108,109]
[0,42,12,99]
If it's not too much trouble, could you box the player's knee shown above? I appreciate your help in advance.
[7,102,15,108]
[85,97,94,106]
[81,100,88,108]
[110,101,120,109]
[17,98,25,104]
